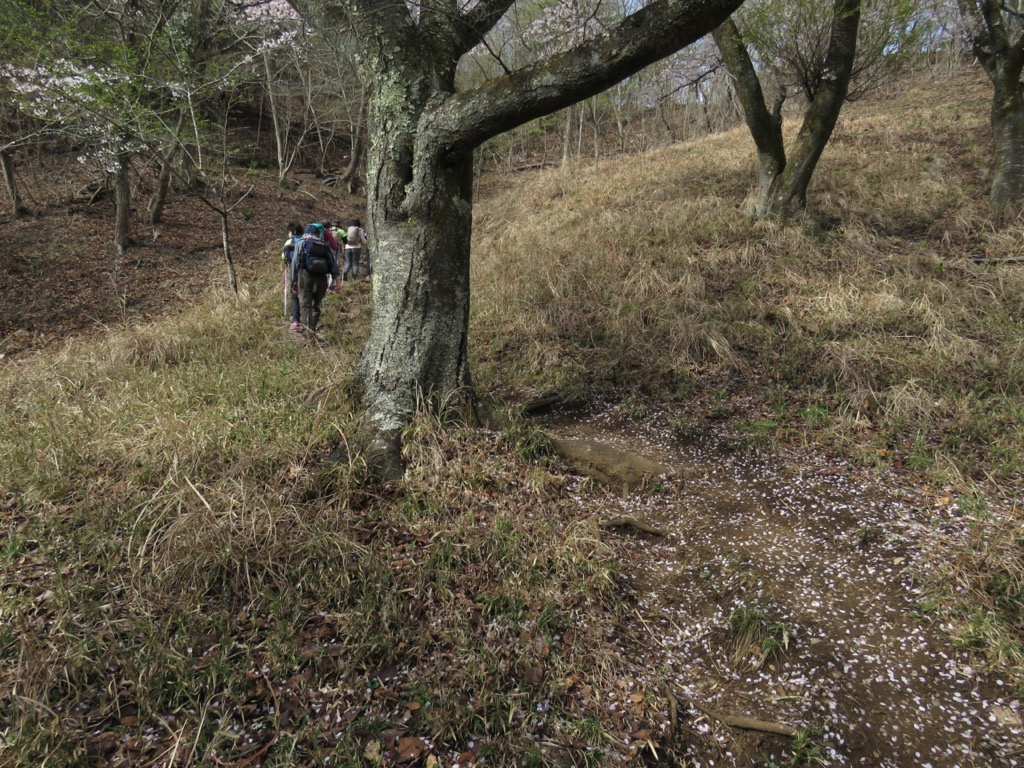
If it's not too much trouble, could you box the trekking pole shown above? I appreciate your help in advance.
[284,270,290,320]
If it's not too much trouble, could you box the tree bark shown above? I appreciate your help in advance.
[714,0,860,220]
[1,150,25,217]
[341,94,366,194]
[219,208,239,295]
[562,104,575,165]
[959,1,1024,220]
[148,144,177,225]
[713,19,786,217]
[989,81,1024,219]
[349,45,474,478]
[355,144,476,477]
[114,151,132,253]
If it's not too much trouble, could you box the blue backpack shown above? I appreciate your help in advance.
[300,223,332,275]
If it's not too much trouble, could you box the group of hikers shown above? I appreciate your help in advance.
[280,218,368,334]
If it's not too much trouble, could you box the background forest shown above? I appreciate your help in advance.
[2,0,1024,767]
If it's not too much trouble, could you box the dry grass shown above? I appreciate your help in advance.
[0,270,660,765]
[922,495,1024,682]
[471,65,1024,683]
[472,67,1024,482]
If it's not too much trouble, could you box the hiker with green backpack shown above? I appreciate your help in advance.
[289,222,340,334]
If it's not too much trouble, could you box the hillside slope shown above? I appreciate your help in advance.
[1,65,1022,767]
[472,66,1020,483]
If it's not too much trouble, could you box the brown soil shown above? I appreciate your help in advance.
[543,405,1024,766]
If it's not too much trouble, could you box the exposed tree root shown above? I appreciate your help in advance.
[552,437,674,491]
[599,516,666,537]
[663,684,798,739]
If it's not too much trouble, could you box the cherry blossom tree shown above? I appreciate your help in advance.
[713,0,924,220]
[289,0,747,476]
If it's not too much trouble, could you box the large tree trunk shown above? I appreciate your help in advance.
[353,65,475,478]
[307,0,745,475]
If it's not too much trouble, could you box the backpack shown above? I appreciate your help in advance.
[301,224,332,275]
[329,226,347,248]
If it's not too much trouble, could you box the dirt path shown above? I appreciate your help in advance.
[544,405,1023,766]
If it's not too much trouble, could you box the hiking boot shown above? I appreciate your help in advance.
[289,321,301,331]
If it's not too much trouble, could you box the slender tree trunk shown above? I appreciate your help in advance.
[114,151,132,253]
[1,150,25,217]
[713,0,860,220]
[764,0,859,219]
[264,50,291,183]
[148,144,178,225]
[714,19,786,217]
[561,104,574,165]
[219,208,239,294]
[341,94,366,194]
[576,105,585,156]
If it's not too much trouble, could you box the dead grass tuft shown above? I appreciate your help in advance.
[922,500,1024,679]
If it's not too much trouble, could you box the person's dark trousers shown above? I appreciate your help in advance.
[298,269,329,330]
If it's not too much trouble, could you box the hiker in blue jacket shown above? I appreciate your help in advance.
[290,222,340,333]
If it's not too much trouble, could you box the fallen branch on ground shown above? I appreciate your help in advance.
[663,686,798,738]
[688,697,799,738]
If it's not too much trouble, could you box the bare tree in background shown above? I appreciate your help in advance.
[958,0,1024,219]
[714,0,924,220]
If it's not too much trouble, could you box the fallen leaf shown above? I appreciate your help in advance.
[523,665,545,686]
[374,686,400,701]
[395,735,425,761]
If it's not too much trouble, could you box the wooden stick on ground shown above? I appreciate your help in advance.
[689,698,799,738]
[664,686,799,739]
